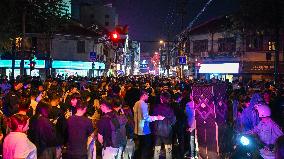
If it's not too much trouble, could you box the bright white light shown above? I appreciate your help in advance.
[199,63,239,74]
[240,136,250,146]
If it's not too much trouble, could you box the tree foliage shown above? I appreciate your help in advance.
[229,0,284,32]
[0,0,70,52]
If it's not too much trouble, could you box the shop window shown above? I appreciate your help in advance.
[77,41,85,53]
[193,39,208,53]
[218,37,236,52]
[268,41,276,51]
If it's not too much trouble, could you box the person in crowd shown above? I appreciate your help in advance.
[28,99,57,158]
[247,104,283,149]
[152,92,176,159]
[0,79,11,96]
[30,90,39,115]
[66,98,94,158]
[185,94,196,159]
[111,96,128,158]
[240,93,263,131]
[48,93,67,158]
[97,97,124,159]
[3,114,37,159]
[171,92,187,159]
[3,80,23,117]
[17,96,32,117]
[124,83,140,109]
[122,100,135,159]
[133,90,165,159]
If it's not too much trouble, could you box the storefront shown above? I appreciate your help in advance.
[241,61,284,80]
[0,60,106,78]
[0,60,46,79]
[52,60,105,77]
[199,63,240,82]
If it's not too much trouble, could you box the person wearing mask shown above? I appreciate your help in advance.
[133,90,165,159]
[152,92,176,159]
[97,97,124,159]
[28,100,57,158]
[3,114,37,159]
[66,98,94,158]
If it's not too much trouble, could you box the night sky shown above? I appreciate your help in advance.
[106,0,239,53]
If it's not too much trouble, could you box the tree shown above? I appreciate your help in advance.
[0,0,70,52]
[229,0,284,82]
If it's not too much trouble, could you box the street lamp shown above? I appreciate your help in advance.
[159,40,164,44]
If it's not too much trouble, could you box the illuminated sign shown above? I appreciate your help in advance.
[199,63,239,74]
[52,61,105,70]
[52,61,92,69]
[0,60,45,68]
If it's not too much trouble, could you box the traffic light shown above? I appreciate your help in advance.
[30,61,36,71]
[112,33,118,39]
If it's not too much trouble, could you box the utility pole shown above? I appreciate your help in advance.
[11,42,16,79]
[20,6,27,76]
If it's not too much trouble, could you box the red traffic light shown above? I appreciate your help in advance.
[112,33,118,39]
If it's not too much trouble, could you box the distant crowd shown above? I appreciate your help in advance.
[0,75,283,159]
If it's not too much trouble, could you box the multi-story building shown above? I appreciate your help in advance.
[0,22,106,79]
[124,40,140,75]
[183,17,284,81]
[71,0,118,32]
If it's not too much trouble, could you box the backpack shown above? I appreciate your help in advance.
[105,112,127,148]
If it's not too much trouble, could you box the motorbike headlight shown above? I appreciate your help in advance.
[240,136,250,146]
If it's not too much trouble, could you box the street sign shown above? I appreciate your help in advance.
[89,52,97,61]
[179,56,186,65]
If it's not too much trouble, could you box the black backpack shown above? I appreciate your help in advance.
[105,112,127,148]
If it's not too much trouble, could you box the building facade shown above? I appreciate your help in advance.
[184,17,284,81]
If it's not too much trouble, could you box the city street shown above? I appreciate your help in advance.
[0,0,284,159]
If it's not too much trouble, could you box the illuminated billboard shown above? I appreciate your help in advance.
[199,63,239,74]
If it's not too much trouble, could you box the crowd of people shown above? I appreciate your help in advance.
[0,75,283,159]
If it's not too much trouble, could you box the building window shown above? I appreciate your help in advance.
[268,41,276,51]
[218,37,236,52]
[77,41,85,53]
[105,22,109,26]
[105,14,109,18]
[246,35,263,51]
[193,40,208,53]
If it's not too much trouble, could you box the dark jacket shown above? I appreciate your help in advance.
[28,115,57,155]
[152,103,176,137]
[3,89,21,117]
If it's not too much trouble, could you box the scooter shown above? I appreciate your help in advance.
[231,134,261,159]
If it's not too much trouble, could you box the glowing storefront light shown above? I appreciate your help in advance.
[199,63,239,74]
